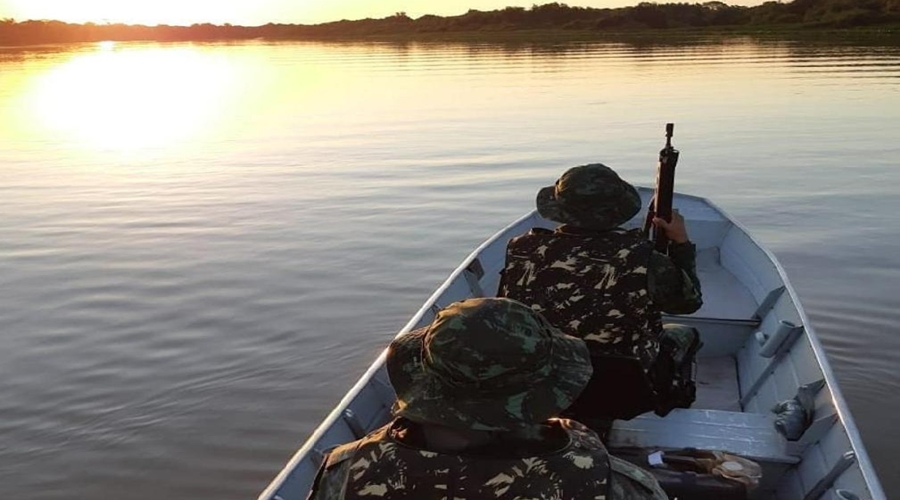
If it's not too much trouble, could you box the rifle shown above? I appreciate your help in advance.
[643,123,680,254]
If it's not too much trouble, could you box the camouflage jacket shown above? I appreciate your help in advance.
[502,226,701,312]
[647,238,703,316]
[498,228,662,371]
[498,227,702,365]
[308,418,666,500]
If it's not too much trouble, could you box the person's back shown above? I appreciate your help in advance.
[502,225,662,370]
[314,418,629,500]
[307,298,667,500]
[498,164,703,421]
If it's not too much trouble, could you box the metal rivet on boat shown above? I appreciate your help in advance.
[755,330,769,346]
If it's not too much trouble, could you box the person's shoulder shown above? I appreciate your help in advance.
[619,228,653,247]
[518,227,554,238]
[324,439,361,469]
[310,436,373,500]
[556,418,605,448]
[507,227,554,248]
[324,422,393,469]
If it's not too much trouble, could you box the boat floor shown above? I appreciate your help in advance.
[694,355,741,412]
[692,248,757,321]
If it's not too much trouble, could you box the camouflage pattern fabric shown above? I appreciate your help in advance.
[655,323,702,414]
[386,297,592,431]
[308,418,666,500]
[648,241,703,315]
[536,163,642,231]
[499,227,663,373]
[535,162,702,315]
[660,323,701,366]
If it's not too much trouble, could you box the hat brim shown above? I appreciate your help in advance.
[536,183,642,230]
[387,326,592,431]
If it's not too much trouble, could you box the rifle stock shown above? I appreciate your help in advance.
[644,123,680,254]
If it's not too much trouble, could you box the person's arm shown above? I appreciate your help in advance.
[648,210,702,314]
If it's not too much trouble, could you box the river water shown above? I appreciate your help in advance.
[1,37,898,498]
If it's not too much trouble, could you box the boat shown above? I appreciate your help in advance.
[258,188,886,500]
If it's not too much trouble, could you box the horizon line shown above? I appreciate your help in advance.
[0,0,760,29]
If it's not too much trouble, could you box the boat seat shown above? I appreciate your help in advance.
[608,408,800,465]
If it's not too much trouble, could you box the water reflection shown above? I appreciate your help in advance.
[15,44,234,152]
[1,38,899,499]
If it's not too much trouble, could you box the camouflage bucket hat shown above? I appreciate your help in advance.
[387,297,592,431]
[537,163,642,230]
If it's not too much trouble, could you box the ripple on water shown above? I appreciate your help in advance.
[2,38,900,498]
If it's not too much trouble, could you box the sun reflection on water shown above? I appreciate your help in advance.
[24,45,236,154]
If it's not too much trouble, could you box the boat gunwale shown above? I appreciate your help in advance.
[257,210,537,500]
[259,192,885,500]
[698,195,886,500]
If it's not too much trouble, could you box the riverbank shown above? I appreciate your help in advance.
[3,25,900,49]
[3,0,900,47]
[296,25,900,43]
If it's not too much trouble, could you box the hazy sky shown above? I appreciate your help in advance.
[0,0,765,25]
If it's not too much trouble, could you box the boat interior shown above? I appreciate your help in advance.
[261,191,880,500]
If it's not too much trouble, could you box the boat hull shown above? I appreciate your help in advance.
[259,189,884,500]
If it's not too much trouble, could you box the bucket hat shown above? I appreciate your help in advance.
[536,163,641,230]
[387,297,592,431]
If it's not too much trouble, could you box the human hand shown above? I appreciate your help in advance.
[652,209,689,244]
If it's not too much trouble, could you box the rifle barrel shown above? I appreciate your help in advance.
[652,123,679,254]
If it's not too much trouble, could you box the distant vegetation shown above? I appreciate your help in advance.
[2,0,900,45]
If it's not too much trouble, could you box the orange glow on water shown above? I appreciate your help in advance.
[2,43,352,163]
[20,45,236,153]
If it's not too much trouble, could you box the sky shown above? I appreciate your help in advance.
[0,0,766,26]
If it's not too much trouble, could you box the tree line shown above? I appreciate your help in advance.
[2,0,900,45]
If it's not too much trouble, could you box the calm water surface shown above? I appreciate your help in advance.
[1,38,899,498]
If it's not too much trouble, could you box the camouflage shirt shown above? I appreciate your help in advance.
[498,228,657,371]
[308,418,666,500]
[498,227,701,373]
[502,226,701,313]
[647,238,703,315]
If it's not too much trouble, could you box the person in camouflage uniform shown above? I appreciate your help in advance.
[498,163,702,421]
[307,297,667,500]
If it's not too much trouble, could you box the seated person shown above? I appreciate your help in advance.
[498,164,703,422]
[308,297,667,500]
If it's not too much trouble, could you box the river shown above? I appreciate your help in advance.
[1,37,898,498]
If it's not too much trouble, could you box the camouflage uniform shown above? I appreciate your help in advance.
[308,298,667,500]
[498,164,702,417]
[526,163,702,315]
[310,418,666,500]
[500,227,663,371]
